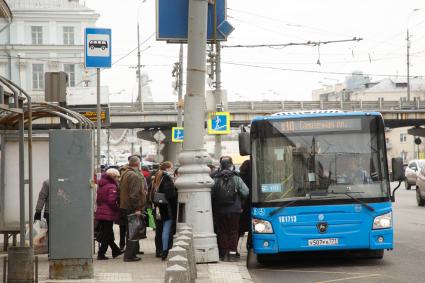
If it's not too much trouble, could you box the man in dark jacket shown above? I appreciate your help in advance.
[34,180,49,226]
[119,156,146,262]
[212,158,249,262]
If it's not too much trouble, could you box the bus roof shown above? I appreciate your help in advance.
[252,110,382,122]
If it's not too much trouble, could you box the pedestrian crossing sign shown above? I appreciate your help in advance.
[208,112,231,135]
[172,127,184,142]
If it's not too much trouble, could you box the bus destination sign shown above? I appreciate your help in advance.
[273,118,362,133]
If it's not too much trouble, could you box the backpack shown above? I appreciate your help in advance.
[214,172,238,204]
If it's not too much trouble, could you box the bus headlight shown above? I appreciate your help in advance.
[252,219,273,234]
[373,212,392,230]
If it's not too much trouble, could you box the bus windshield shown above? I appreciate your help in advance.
[251,116,389,204]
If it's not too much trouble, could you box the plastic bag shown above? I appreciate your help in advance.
[127,213,145,241]
[147,208,156,229]
[25,219,48,253]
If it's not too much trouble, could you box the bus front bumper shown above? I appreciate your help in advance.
[252,228,393,254]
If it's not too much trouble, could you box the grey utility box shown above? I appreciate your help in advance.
[48,130,94,279]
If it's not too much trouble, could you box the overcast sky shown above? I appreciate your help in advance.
[85,0,425,102]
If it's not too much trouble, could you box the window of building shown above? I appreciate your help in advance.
[31,26,43,45]
[64,64,75,87]
[63,26,75,45]
[32,64,44,90]
[400,133,407,143]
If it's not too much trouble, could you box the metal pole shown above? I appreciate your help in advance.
[18,111,25,246]
[28,99,33,248]
[107,128,111,165]
[0,135,5,228]
[214,42,222,160]
[96,68,101,175]
[407,29,411,101]
[174,0,218,263]
[176,44,184,157]
[137,23,143,111]
[131,129,135,155]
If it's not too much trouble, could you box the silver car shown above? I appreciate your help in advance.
[415,166,425,206]
[405,159,425,190]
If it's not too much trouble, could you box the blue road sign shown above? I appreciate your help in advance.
[172,127,184,142]
[156,0,233,42]
[85,28,112,68]
[208,112,231,135]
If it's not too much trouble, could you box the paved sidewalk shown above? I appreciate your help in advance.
[1,228,253,283]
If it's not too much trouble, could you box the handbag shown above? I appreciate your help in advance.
[153,192,168,205]
[152,176,168,205]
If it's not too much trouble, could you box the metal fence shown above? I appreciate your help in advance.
[110,99,425,114]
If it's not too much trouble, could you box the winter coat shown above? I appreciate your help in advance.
[119,166,146,212]
[212,170,249,215]
[155,172,178,221]
[35,180,49,214]
[95,174,120,221]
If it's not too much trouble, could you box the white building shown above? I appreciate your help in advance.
[0,0,99,101]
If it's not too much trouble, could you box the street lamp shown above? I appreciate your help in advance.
[406,8,422,101]
[137,0,147,111]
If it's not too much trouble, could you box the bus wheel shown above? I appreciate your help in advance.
[246,249,258,269]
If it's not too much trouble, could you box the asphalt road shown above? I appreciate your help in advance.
[249,183,425,283]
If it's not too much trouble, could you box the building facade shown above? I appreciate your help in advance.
[312,73,425,163]
[0,0,99,101]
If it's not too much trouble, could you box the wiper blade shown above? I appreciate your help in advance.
[269,199,300,217]
[329,190,375,212]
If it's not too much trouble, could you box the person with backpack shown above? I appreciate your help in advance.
[212,158,249,262]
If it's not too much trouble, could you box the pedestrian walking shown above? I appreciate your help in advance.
[34,180,50,226]
[150,161,177,260]
[212,158,249,262]
[95,168,123,260]
[119,155,146,262]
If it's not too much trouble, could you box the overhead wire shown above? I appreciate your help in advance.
[221,61,420,78]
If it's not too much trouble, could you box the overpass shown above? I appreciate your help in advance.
[109,99,425,129]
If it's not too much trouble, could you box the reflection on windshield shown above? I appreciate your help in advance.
[252,117,389,203]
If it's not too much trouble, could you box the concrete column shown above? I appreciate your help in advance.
[174,0,219,263]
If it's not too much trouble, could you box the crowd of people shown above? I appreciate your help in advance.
[34,153,252,263]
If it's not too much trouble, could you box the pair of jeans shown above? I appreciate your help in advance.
[97,220,121,257]
[162,219,173,253]
[217,213,240,255]
[155,216,163,253]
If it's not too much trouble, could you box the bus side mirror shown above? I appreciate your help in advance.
[239,132,251,156]
[391,157,404,202]
[391,157,404,182]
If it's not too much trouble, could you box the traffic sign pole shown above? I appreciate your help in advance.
[174,0,219,263]
[96,68,101,177]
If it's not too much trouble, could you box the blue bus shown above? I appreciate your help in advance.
[239,111,404,267]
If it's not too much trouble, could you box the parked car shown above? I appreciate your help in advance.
[405,159,425,190]
[415,166,425,206]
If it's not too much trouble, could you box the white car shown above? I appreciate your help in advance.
[405,159,425,190]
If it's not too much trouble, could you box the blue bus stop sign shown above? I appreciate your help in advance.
[208,112,231,135]
[156,0,233,42]
[172,127,184,143]
[85,28,112,68]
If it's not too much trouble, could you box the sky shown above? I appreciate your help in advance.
[85,0,425,103]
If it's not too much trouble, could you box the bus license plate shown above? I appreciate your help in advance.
[308,238,338,246]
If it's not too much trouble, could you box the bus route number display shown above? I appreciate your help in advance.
[274,118,361,133]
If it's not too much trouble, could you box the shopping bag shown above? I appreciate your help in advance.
[127,213,145,241]
[147,208,156,229]
[25,219,48,253]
